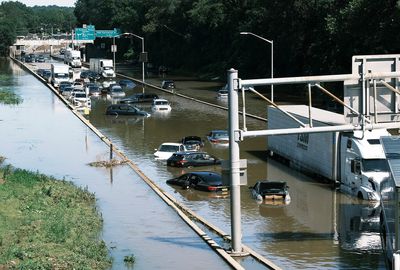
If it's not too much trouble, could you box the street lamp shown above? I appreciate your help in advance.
[240,32,274,102]
[117,32,146,94]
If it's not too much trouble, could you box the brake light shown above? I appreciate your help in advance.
[207,186,218,191]
[178,160,188,165]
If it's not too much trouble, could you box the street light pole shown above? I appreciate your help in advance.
[120,32,145,94]
[240,32,274,102]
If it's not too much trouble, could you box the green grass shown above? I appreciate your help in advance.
[0,162,112,269]
[0,89,22,104]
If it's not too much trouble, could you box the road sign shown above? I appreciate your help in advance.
[95,28,121,38]
[75,26,95,41]
[111,45,117,52]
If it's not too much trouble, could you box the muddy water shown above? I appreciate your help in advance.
[0,60,229,270]
[89,68,387,269]
[0,58,387,269]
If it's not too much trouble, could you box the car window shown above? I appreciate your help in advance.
[189,175,200,185]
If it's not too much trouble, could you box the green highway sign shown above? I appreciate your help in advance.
[74,25,95,40]
[95,28,121,38]
[74,25,121,40]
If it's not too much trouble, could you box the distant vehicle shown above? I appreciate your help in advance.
[89,58,115,78]
[69,92,91,108]
[37,55,45,63]
[119,79,135,89]
[87,70,101,81]
[250,180,290,204]
[151,98,171,112]
[86,83,100,96]
[181,136,204,151]
[167,152,220,167]
[59,48,66,55]
[161,80,175,90]
[64,49,82,68]
[59,81,72,93]
[23,55,33,63]
[154,142,187,160]
[207,130,229,144]
[102,80,117,89]
[109,85,126,98]
[166,171,229,192]
[217,89,228,99]
[80,70,90,79]
[105,104,150,117]
[120,93,159,104]
[42,70,52,82]
[60,86,73,98]
[36,68,45,77]
[50,63,70,88]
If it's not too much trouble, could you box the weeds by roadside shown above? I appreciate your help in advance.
[0,89,22,105]
[0,162,112,269]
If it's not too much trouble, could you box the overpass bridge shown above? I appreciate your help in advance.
[9,38,93,56]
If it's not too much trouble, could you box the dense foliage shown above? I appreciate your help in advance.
[0,1,76,56]
[74,0,400,78]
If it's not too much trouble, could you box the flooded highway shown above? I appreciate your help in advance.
[1,58,388,269]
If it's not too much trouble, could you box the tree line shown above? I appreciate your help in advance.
[74,0,400,80]
[2,0,400,81]
[0,1,76,56]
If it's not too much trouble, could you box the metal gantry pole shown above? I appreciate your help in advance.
[228,68,244,255]
[141,37,145,94]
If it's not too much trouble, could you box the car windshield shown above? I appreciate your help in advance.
[362,159,389,172]
[159,145,179,152]
[155,101,168,105]
[75,93,86,98]
[258,182,286,191]
[213,131,228,138]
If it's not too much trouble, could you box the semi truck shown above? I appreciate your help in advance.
[64,49,82,68]
[89,58,115,78]
[50,63,70,88]
[267,105,391,201]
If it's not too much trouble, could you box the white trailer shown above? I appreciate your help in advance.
[89,58,115,78]
[50,63,70,88]
[268,105,390,201]
[64,49,82,68]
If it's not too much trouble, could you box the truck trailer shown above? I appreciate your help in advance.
[89,58,115,78]
[267,105,390,201]
[50,63,70,88]
[64,49,82,68]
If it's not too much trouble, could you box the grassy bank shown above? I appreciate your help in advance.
[0,89,22,104]
[0,161,112,269]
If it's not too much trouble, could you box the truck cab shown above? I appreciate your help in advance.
[340,129,390,200]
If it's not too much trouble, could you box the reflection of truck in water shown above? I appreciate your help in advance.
[267,105,390,201]
[89,58,115,78]
[64,49,82,68]
[50,63,70,88]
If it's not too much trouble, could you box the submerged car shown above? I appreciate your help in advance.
[105,104,150,117]
[166,171,229,192]
[167,152,220,167]
[181,136,204,151]
[250,180,291,204]
[154,142,187,160]
[207,130,229,144]
[109,85,126,98]
[119,79,136,89]
[161,80,175,90]
[151,98,171,112]
[120,93,159,103]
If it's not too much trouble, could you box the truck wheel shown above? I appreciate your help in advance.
[357,191,364,200]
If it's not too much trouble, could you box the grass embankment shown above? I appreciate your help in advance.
[0,161,112,269]
[0,89,22,105]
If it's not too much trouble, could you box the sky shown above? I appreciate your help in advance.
[2,0,75,7]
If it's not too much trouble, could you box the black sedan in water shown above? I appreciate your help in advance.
[167,152,220,167]
[166,171,228,192]
[106,104,150,117]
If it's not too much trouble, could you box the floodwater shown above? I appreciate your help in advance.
[0,58,388,269]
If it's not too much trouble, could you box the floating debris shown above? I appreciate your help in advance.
[87,159,128,168]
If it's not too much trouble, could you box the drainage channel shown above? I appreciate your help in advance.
[12,57,280,270]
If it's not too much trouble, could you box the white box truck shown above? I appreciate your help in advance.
[51,63,70,88]
[89,58,115,78]
[64,49,82,68]
[267,105,391,201]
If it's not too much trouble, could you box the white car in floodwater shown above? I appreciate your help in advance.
[152,98,171,112]
[154,142,187,160]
